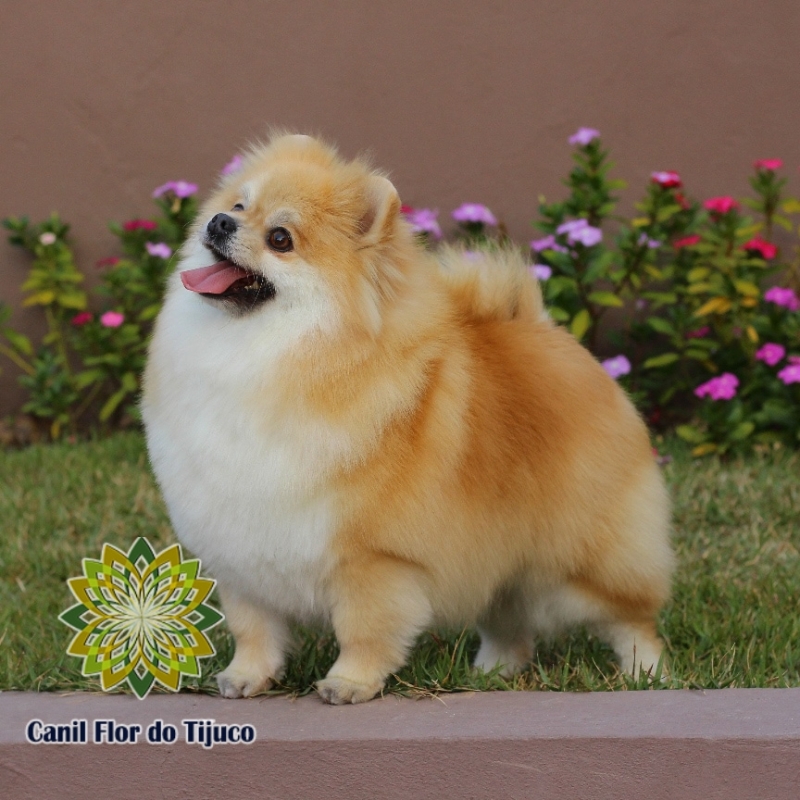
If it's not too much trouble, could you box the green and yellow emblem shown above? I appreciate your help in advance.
[59,538,223,699]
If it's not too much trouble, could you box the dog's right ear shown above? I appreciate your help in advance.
[358,175,400,247]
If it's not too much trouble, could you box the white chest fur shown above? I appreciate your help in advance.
[143,282,345,621]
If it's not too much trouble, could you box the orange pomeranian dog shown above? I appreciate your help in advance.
[142,133,674,704]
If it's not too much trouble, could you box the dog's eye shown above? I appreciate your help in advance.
[232,203,244,211]
[267,227,293,253]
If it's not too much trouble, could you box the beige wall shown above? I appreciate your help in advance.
[2,0,800,414]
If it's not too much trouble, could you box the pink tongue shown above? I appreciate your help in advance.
[180,261,251,294]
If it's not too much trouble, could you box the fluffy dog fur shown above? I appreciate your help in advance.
[142,133,674,704]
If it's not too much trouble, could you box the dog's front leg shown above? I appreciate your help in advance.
[216,585,289,698]
[317,556,432,704]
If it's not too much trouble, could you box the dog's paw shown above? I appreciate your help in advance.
[216,667,273,699]
[316,675,381,705]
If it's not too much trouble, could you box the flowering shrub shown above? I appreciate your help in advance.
[3,137,800,455]
[2,180,199,438]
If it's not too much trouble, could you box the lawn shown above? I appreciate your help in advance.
[0,432,798,696]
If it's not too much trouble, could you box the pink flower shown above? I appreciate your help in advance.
[568,127,600,146]
[557,219,602,247]
[777,364,800,385]
[674,234,702,248]
[694,373,739,400]
[764,286,800,311]
[404,207,442,238]
[39,232,57,246]
[754,159,783,171]
[95,257,120,269]
[703,196,739,215]
[71,312,93,326]
[743,237,778,260]
[529,264,552,280]
[789,355,800,365]
[686,326,710,339]
[755,343,786,366]
[601,355,631,379]
[146,242,172,259]
[221,154,244,175]
[152,180,198,199]
[651,171,682,188]
[123,219,158,232]
[100,311,125,328]
[638,233,661,249]
[530,235,567,254]
[452,203,497,226]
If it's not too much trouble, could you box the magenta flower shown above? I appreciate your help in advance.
[651,171,682,188]
[452,203,497,226]
[674,234,702,248]
[777,364,800,385]
[568,127,600,146]
[764,286,800,311]
[100,311,125,328]
[789,356,800,365]
[686,326,710,339]
[39,232,57,246]
[601,355,631,379]
[529,264,552,281]
[221,154,244,175]
[405,207,442,238]
[694,373,739,400]
[146,242,172,259]
[123,219,157,232]
[755,343,786,366]
[743,237,778,260]
[754,159,783,171]
[530,235,567,253]
[71,312,93,326]
[703,196,739,215]
[152,180,198,199]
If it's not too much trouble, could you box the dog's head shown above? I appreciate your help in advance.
[180,134,412,336]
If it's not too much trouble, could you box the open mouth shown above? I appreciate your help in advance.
[180,249,276,309]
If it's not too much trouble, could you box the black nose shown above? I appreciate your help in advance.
[207,213,237,239]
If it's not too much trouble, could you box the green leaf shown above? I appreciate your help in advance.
[3,329,33,356]
[729,421,755,441]
[647,317,675,336]
[687,267,710,283]
[584,251,615,283]
[121,372,138,392]
[587,291,623,307]
[74,369,106,390]
[569,309,591,341]
[22,290,55,307]
[782,199,800,214]
[676,424,706,444]
[547,306,570,322]
[56,292,87,310]
[99,387,128,421]
[644,353,679,368]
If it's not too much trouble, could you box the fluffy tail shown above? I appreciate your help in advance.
[437,246,545,324]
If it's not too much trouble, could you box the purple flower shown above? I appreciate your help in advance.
[556,219,602,247]
[568,127,600,146]
[145,242,172,259]
[764,286,800,311]
[777,364,800,385]
[529,264,552,281]
[694,373,739,401]
[221,155,244,175]
[405,207,442,239]
[635,298,649,311]
[601,355,632,379]
[100,311,125,328]
[530,235,568,253]
[638,233,661,249]
[152,180,198,199]
[452,203,497,226]
[755,343,786,367]
[39,232,57,246]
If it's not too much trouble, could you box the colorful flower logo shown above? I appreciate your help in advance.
[59,538,223,699]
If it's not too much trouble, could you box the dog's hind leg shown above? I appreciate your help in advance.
[474,583,534,677]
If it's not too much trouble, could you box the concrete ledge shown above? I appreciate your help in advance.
[1,689,799,799]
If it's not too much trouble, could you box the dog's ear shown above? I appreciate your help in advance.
[358,175,400,246]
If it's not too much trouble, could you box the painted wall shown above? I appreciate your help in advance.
[2,0,800,413]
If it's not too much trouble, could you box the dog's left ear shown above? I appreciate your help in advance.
[359,175,400,246]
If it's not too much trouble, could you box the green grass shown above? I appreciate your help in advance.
[1,432,798,696]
